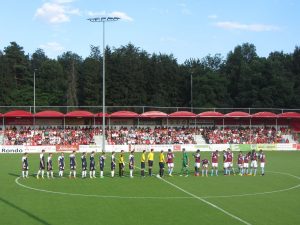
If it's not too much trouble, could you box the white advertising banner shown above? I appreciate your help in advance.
[0,145,56,153]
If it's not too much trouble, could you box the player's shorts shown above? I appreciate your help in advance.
[90,165,95,171]
[159,162,165,169]
[212,163,218,168]
[119,163,125,169]
[47,165,53,171]
[195,162,200,168]
[129,164,134,170]
[228,162,233,167]
[250,160,258,168]
[182,162,188,168]
[59,165,64,171]
[141,162,145,169]
[260,162,265,168]
[100,164,104,171]
[202,164,208,168]
[111,162,115,170]
[39,162,45,170]
[70,165,76,170]
[23,166,29,171]
[238,164,243,169]
[168,163,174,168]
[148,160,153,167]
[223,162,229,168]
[82,165,87,171]
[243,163,249,168]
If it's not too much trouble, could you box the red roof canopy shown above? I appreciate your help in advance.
[169,111,196,118]
[35,110,64,117]
[109,111,139,118]
[224,111,250,117]
[65,110,94,117]
[252,111,277,118]
[277,112,300,118]
[198,111,224,117]
[95,112,110,117]
[4,110,32,117]
[140,111,168,118]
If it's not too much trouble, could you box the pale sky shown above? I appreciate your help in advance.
[0,0,299,63]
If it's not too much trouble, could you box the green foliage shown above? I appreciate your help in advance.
[0,42,300,108]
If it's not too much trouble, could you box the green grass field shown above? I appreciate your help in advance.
[1,151,300,225]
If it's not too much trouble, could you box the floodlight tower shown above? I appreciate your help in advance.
[87,17,120,152]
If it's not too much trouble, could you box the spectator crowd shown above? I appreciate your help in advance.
[201,126,293,144]
[1,126,296,145]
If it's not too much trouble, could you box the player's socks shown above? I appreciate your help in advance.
[149,168,152,176]
[22,171,25,178]
[89,171,92,178]
[170,168,173,175]
[100,171,104,177]
[51,172,54,178]
[74,171,76,178]
[141,170,144,177]
[26,171,29,178]
[216,169,218,176]
[206,170,208,176]
[249,169,252,175]
[261,168,264,175]
[211,170,214,176]
[41,170,44,178]
[254,169,257,176]
[202,169,204,176]
[111,171,115,177]
[93,171,96,178]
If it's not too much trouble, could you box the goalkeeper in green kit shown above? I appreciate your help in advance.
[180,148,189,177]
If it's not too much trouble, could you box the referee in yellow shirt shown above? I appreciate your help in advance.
[159,150,166,177]
[118,150,125,177]
[147,149,154,176]
[141,150,146,177]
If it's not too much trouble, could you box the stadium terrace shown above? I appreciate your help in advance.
[0,109,299,147]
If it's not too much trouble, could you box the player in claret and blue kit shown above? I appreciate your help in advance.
[243,152,250,175]
[193,149,201,176]
[201,158,210,177]
[211,150,219,176]
[237,151,244,176]
[81,152,87,178]
[69,151,77,178]
[36,149,45,179]
[100,152,106,178]
[166,149,174,176]
[58,152,65,177]
[21,153,29,178]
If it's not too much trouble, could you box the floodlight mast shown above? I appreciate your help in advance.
[87,17,120,152]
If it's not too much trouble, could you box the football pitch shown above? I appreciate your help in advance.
[1,151,300,225]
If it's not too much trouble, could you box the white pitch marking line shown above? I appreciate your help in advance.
[157,176,252,225]
[203,171,300,199]
[15,177,192,200]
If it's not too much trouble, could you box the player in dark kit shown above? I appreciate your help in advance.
[118,150,125,177]
[129,151,135,178]
[58,152,65,177]
[47,153,54,179]
[89,151,96,178]
[147,149,154,176]
[159,150,165,177]
[22,153,29,178]
[36,149,45,179]
[111,151,116,177]
[100,152,106,178]
[69,151,77,178]
[140,150,146,177]
[81,152,87,178]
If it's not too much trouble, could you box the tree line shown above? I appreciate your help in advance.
[0,41,299,112]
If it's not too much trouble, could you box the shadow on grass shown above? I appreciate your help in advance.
[8,173,20,177]
[0,197,52,225]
